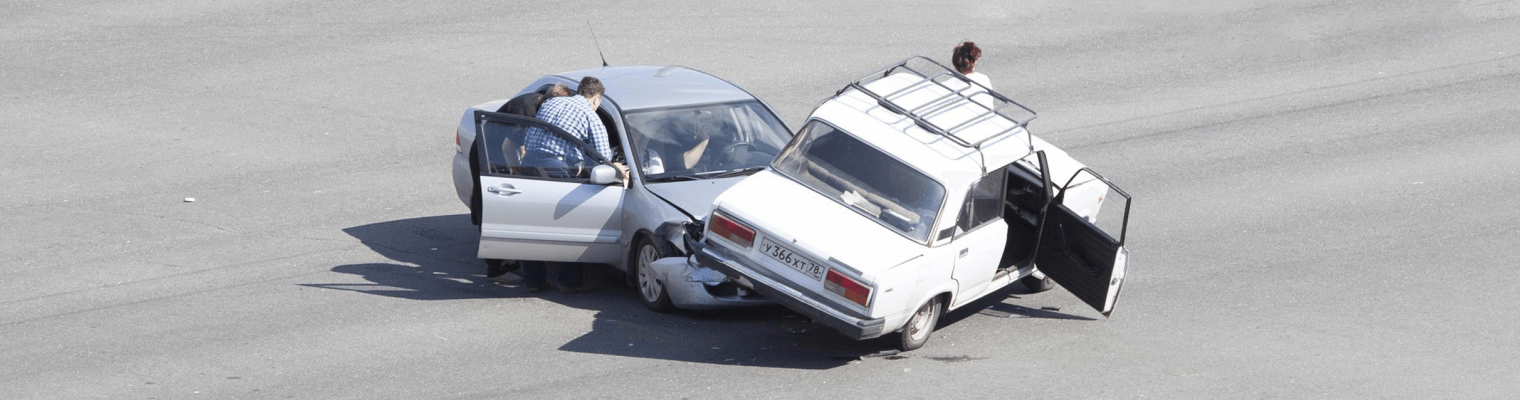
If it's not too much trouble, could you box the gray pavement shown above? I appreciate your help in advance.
[4,1,1518,398]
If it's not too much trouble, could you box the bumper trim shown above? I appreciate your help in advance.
[648,256,774,310]
[694,244,887,340]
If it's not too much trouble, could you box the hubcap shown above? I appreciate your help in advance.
[638,244,662,302]
[908,300,935,341]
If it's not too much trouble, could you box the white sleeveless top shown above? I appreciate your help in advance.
[964,72,994,108]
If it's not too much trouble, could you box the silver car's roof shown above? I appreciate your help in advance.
[551,65,756,111]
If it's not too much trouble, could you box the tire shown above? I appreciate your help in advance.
[634,236,675,312]
[898,296,943,351]
[1021,273,1054,293]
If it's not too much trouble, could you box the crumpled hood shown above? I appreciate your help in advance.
[643,176,750,221]
[712,170,924,280]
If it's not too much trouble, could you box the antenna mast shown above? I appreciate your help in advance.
[587,21,608,67]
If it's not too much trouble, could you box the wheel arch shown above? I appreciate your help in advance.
[896,289,954,334]
[625,229,677,286]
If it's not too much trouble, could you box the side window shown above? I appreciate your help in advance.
[480,118,595,181]
[595,109,624,164]
[1058,169,1128,242]
[955,169,1007,236]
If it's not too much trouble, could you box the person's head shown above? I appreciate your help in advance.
[951,41,982,74]
[547,84,573,98]
[686,110,719,143]
[538,83,573,107]
[578,76,605,109]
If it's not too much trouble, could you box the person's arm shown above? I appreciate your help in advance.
[681,136,710,170]
[587,114,614,164]
[585,113,628,186]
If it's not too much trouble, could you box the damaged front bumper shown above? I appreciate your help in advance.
[646,256,773,310]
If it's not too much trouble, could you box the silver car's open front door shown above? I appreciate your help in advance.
[474,111,626,264]
[1034,168,1131,317]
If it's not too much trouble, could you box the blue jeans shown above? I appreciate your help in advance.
[521,153,574,179]
[520,261,582,289]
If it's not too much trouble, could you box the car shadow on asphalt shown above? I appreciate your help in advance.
[938,283,1098,327]
[300,214,505,300]
[308,214,1087,369]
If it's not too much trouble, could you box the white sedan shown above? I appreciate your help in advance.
[688,57,1133,350]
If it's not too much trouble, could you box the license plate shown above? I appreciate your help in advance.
[760,238,826,281]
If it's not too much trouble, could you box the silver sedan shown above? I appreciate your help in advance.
[451,65,788,310]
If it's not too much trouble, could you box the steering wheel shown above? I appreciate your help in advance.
[714,142,774,169]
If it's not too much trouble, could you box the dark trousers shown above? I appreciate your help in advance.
[520,261,583,289]
[513,153,582,289]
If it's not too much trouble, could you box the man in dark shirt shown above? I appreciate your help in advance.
[500,84,572,118]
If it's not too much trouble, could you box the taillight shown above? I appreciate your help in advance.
[825,269,871,307]
[708,213,756,249]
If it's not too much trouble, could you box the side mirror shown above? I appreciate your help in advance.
[590,164,621,185]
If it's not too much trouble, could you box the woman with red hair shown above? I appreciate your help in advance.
[952,41,993,107]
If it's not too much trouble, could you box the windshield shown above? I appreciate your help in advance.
[623,101,792,182]
[773,121,946,243]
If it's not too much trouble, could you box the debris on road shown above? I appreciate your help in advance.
[979,306,1030,318]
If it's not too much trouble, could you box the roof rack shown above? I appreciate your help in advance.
[836,56,1037,149]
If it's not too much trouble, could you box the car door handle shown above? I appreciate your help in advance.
[959,248,969,258]
[487,185,522,195]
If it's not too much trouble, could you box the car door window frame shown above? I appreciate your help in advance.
[953,166,1009,239]
[1053,167,1131,245]
[474,110,612,184]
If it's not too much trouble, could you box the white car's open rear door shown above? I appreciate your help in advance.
[1034,168,1131,317]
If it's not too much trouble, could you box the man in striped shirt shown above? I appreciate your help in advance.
[522,76,615,179]
[518,76,622,293]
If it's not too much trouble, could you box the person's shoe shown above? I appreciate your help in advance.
[557,284,594,294]
[488,272,525,284]
[485,259,517,278]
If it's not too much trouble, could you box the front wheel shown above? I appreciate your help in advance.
[634,237,675,312]
[898,296,943,351]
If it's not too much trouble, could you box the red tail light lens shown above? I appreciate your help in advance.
[709,213,756,249]
[825,269,871,307]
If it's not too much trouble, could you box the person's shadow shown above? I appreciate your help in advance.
[309,214,1093,369]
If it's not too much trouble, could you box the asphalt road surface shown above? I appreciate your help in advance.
[5,1,1518,398]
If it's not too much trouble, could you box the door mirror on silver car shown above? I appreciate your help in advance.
[590,164,621,185]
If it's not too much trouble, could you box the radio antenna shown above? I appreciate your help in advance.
[587,21,608,67]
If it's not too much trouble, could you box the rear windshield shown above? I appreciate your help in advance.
[773,121,945,242]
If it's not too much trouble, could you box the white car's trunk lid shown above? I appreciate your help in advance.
[713,170,924,284]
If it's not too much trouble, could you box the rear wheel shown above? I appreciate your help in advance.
[634,237,675,312]
[898,296,942,351]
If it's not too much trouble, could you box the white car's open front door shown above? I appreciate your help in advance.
[474,111,625,263]
[1034,168,1131,317]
